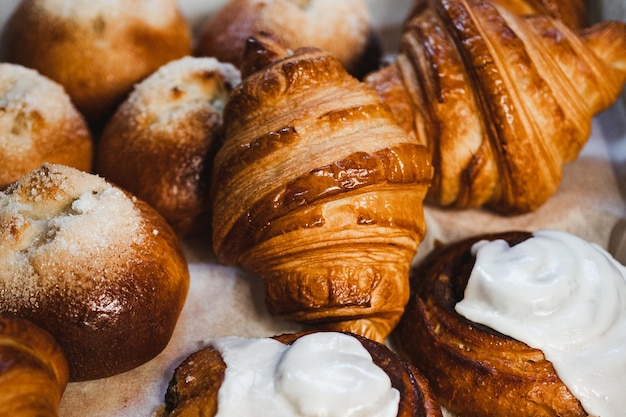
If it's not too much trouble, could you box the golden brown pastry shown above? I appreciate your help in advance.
[489,0,588,28]
[159,331,443,417]
[0,163,190,381]
[0,315,69,417]
[0,63,92,190]
[365,0,626,214]
[211,35,433,343]
[96,57,241,236]
[0,0,192,125]
[194,0,382,78]
[393,231,588,417]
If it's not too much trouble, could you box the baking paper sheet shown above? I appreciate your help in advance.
[0,0,625,415]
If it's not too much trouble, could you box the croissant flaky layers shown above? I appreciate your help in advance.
[366,0,626,214]
[211,36,433,342]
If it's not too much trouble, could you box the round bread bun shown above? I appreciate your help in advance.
[194,0,382,78]
[96,57,241,236]
[393,231,587,417]
[0,0,193,126]
[159,331,442,417]
[0,63,92,190]
[0,163,190,382]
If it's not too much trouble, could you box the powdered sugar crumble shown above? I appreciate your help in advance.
[0,164,146,312]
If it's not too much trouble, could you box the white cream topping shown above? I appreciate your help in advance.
[209,332,400,417]
[455,229,626,417]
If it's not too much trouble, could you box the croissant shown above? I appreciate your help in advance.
[159,331,443,417]
[211,34,433,343]
[488,0,588,28]
[0,315,69,417]
[365,0,626,214]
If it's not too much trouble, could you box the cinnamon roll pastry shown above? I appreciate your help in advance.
[194,0,382,78]
[211,34,433,343]
[159,331,442,417]
[393,230,626,416]
[365,0,626,214]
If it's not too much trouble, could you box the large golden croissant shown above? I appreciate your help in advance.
[366,0,626,214]
[211,35,433,343]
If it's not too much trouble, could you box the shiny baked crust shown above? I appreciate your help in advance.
[0,164,190,381]
[366,0,626,214]
[0,315,69,416]
[159,331,443,417]
[0,0,192,125]
[0,63,92,190]
[194,0,382,78]
[211,34,433,343]
[393,231,588,417]
[96,57,241,236]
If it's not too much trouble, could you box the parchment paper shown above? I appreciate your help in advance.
[0,0,624,415]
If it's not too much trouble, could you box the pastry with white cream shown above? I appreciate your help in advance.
[159,331,442,417]
[394,230,625,417]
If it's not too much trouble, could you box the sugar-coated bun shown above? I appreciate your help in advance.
[195,0,382,78]
[0,63,92,190]
[0,164,190,381]
[96,57,241,236]
[0,0,193,125]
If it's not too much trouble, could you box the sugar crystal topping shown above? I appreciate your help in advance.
[0,164,145,312]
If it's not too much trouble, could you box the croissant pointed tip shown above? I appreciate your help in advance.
[241,33,292,78]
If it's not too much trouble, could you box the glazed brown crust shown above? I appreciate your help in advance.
[211,35,433,343]
[161,331,443,417]
[0,0,192,125]
[393,231,588,417]
[0,315,69,417]
[0,164,190,381]
[366,0,626,214]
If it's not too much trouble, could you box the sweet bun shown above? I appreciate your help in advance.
[393,231,587,417]
[0,0,192,125]
[96,57,241,236]
[0,63,92,190]
[0,163,190,381]
[159,331,442,417]
[194,0,382,78]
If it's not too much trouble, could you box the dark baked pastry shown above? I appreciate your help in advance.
[393,231,588,417]
[159,331,442,417]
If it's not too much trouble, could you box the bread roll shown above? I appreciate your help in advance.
[96,57,241,236]
[0,164,190,381]
[0,0,192,125]
[194,0,382,78]
[0,63,92,190]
